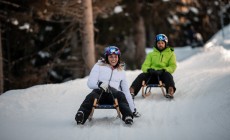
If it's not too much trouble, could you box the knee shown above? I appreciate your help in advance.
[138,73,147,79]
[86,90,100,99]
[133,73,148,84]
[115,92,126,101]
[163,71,173,77]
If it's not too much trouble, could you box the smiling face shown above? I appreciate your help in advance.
[156,40,166,50]
[107,54,119,67]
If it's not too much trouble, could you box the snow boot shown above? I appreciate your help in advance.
[75,111,84,125]
[166,87,174,99]
[125,116,133,125]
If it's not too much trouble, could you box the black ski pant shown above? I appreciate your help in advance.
[76,87,133,124]
[130,72,176,96]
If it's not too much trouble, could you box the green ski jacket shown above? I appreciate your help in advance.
[141,47,177,74]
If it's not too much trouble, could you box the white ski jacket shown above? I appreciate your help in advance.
[87,60,135,112]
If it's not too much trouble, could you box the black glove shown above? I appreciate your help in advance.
[147,68,156,75]
[133,108,141,118]
[155,69,165,75]
[98,82,109,92]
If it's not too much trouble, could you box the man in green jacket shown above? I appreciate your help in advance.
[130,34,177,98]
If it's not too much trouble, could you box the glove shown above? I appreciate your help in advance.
[133,108,141,118]
[98,82,109,92]
[131,93,135,99]
[147,68,155,75]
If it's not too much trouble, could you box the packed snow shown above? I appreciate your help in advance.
[0,25,230,140]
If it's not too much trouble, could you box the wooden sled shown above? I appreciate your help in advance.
[88,91,122,121]
[141,75,166,98]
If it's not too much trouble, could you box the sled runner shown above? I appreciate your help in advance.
[88,89,122,121]
[142,74,171,98]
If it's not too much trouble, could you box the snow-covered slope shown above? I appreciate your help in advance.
[0,25,230,140]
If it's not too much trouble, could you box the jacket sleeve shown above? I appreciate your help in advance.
[141,52,152,73]
[164,52,177,74]
[87,64,100,89]
[120,72,135,113]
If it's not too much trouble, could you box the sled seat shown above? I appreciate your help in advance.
[88,98,121,120]
[95,104,115,109]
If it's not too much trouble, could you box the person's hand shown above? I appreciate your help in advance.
[133,108,141,117]
[147,68,155,75]
[98,82,109,92]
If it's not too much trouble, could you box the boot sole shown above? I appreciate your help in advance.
[76,112,84,125]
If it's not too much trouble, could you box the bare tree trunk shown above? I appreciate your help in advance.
[82,0,95,75]
[133,2,146,69]
[134,16,146,68]
[0,24,3,94]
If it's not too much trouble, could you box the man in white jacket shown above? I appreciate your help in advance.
[75,46,140,125]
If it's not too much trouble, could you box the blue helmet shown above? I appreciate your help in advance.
[104,46,121,57]
[155,34,168,44]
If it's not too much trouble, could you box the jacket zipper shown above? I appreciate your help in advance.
[108,68,114,85]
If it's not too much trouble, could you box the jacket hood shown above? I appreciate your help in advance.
[97,59,125,71]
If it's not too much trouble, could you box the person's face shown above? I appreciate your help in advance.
[108,54,119,66]
[157,40,166,50]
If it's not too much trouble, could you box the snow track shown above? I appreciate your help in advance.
[1,25,230,140]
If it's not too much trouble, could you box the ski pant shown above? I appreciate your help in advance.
[76,87,133,124]
[130,72,176,96]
